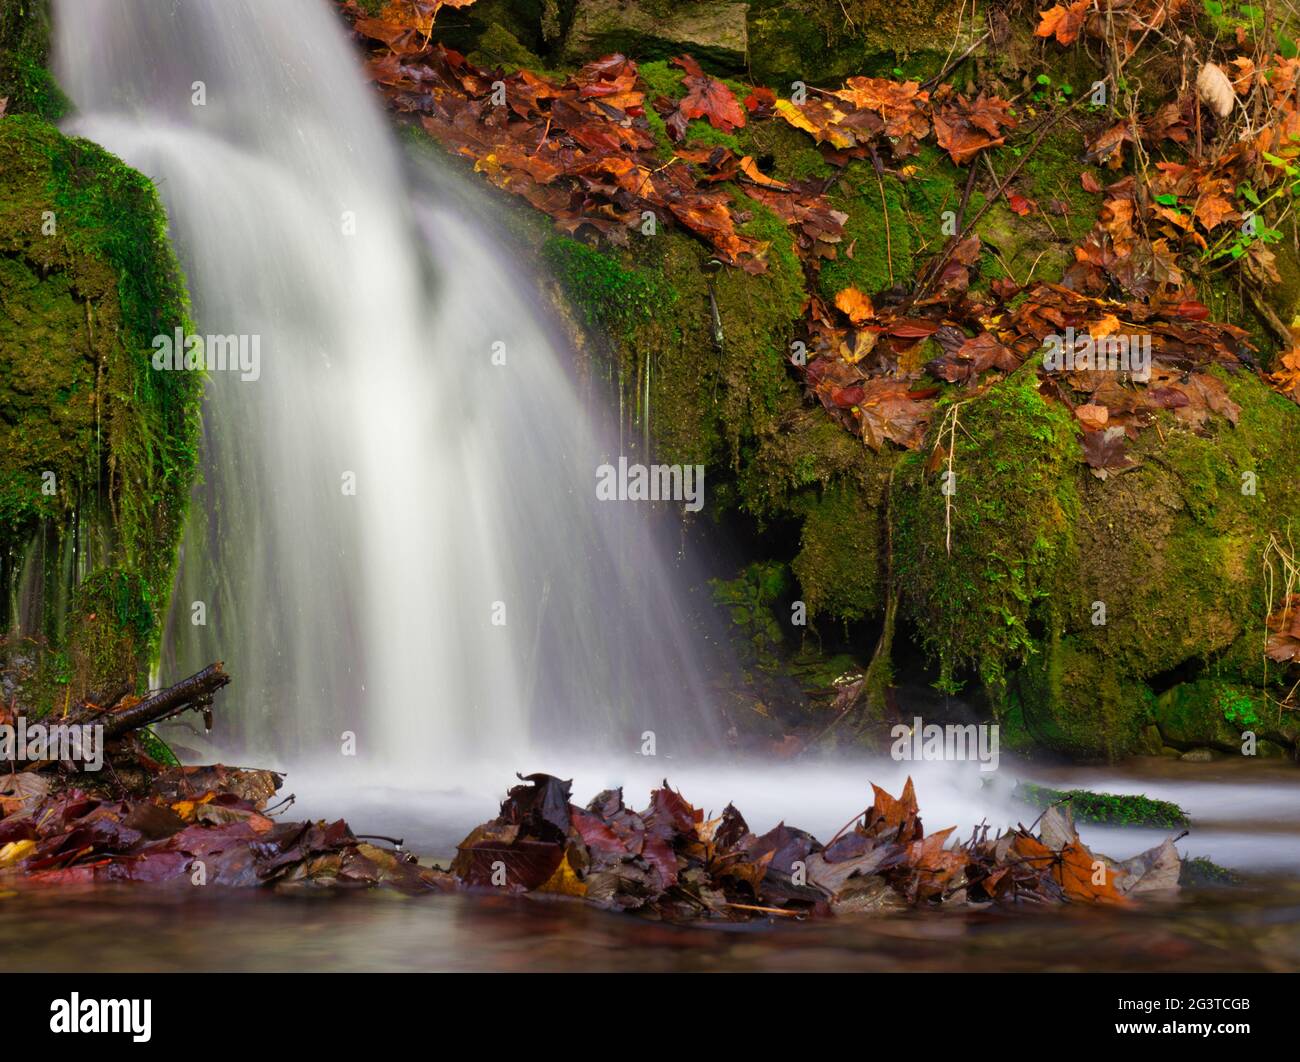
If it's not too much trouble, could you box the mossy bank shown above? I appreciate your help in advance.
[0,9,200,715]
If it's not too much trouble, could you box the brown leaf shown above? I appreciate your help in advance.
[1035,0,1091,45]
[670,54,746,136]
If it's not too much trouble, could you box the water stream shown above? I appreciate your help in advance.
[54,0,719,774]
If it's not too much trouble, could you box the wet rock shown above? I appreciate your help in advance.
[1179,748,1219,762]
[564,0,749,69]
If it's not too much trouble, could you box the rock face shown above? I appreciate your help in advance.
[564,0,750,68]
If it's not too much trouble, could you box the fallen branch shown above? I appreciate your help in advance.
[102,662,230,740]
[16,663,230,774]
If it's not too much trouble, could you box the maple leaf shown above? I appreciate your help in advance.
[738,154,789,189]
[744,86,776,115]
[932,91,1016,164]
[1269,337,1300,404]
[1056,840,1128,904]
[831,76,931,140]
[1074,402,1109,430]
[1083,121,1135,168]
[1008,193,1037,216]
[834,286,875,324]
[1193,191,1237,231]
[668,54,746,137]
[925,332,1019,383]
[1081,426,1135,478]
[1035,0,1090,45]
[855,380,935,451]
[774,97,860,149]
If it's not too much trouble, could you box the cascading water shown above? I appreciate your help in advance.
[53,0,720,777]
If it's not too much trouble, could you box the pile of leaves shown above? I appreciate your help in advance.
[785,7,1300,458]
[446,773,1181,919]
[0,764,446,892]
[339,0,1300,470]
[345,5,791,270]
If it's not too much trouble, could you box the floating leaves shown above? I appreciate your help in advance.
[440,774,1180,920]
[0,766,446,893]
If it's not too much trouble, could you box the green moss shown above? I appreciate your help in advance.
[625,192,807,474]
[893,367,1081,699]
[637,59,684,102]
[542,235,670,338]
[1007,635,1156,759]
[731,120,835,184]
[708,560,791,667]
[810,149,968,302]
[0,115,199,694]
[1014,781,1190,829]
[65,567,155,698]
[469,22,543,73]
[791,482,882,621]
[747,0,972,86]
[1065,369,1300,681]
[1180,855,1243,887]
[138,726,181,766]
[1154,677,1297,753]
[817,161,914,299]
[0,0,68,121]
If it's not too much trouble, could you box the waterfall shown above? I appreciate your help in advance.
[53,0,720,777]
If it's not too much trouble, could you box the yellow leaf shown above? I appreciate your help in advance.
[535,851,587,898]
[0,839,36,869]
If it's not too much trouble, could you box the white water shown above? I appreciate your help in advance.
[54,0,719,774]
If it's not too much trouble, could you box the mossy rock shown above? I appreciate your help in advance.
[791,475,886,622]
[65,567,156,701]
[565,0,749,69]
[1060,367,1300,684]
[747,0,979,86]
[0,0,68,121]
[0,114,199,692]
[893,366,1081,699]
[891,356,1300,758]
[1154,678,1297,755]
[1014,781,1190,828]
[1006,636,1157,759]
[469,22,545,72]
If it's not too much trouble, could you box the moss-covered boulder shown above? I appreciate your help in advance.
[0,113,200,705]
[887,357,1300,759]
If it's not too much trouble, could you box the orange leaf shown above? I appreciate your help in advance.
[834,286,875,324]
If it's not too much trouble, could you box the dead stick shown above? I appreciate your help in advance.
[921,30,992,92]
[102,663,230,739]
